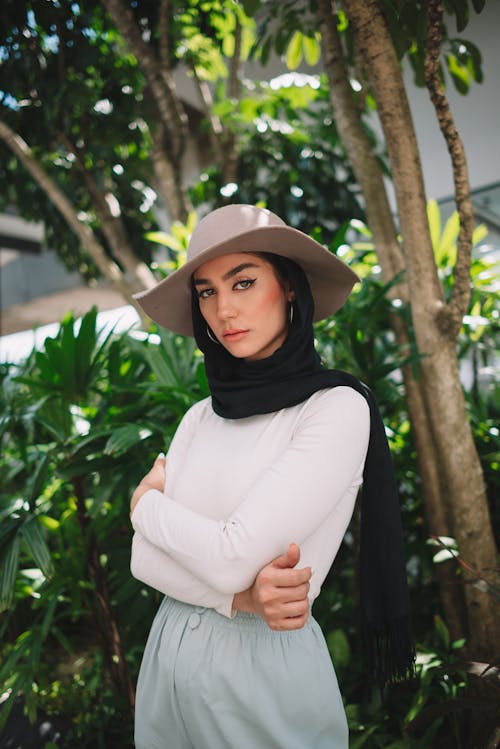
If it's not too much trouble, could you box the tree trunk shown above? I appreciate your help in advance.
[60,134,157,292]
[0,120,148,320]
[151,124,193,223]
[342,0,500,658]
[73,476,135,717]
[102,0,192,223]
[190,18,242,186]
[317,0,467,639]
[424,0,474,338]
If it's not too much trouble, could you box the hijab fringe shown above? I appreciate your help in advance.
[364,617,416,689]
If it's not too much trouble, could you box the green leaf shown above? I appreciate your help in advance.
[240,0,261,16]
[433,548,457,564]
[326,628,351,668]
[28,451,52,508]
[285,31,303,71]
[437,211,460,264]
[38,515,60,531]
[446,53,470,94]
[427,199,441,253]
[75,306,98,382]
[21,518,54,578]
[350,725,378,748]
[450,0,470,32]
[434,614,450,650]
[0,533,21,611]
[104,424,153,456]
[302,35,320,66]
[472,223,488,245]
[145,231,183,251]
[260,36,272,65]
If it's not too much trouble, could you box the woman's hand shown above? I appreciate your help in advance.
[233,542,311,631]
[130,453,166,518]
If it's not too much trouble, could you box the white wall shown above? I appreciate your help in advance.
[403,3,500,201]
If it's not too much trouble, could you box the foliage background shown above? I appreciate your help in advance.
[0,0,499,747]
[1,214,498,746]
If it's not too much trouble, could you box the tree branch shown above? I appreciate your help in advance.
[0,119,147,317]
[228,18,242,101]
[424,0,474,340]
[151,123,192,222]
[158,0,170,70]
[101,0,188,162]
[342,0,444,310]
[221,16,242,185]
[60,134,157,291]
[317,0,406,294]
[190,67,225,163]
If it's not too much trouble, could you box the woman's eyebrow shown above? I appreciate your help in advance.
[193,262,259,286]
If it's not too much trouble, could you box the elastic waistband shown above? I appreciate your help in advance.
[160,596,314,637]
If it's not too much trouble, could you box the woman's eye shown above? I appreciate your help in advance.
[198,288,214,299]
[234,278,255,291]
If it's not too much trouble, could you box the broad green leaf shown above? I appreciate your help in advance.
[446,54,470,94]
[472,223,488,245]
[434,614,450,650]
[0,533,21,610]
[38,515,60,531]
[28,451,52,508]
[240,0,261,16]
[448,0,470,32]
[302,35,320,66]
[437,211,460,263]
[326,628,351,668]
[427,199,441,252]
[76,306,98,381]
[104,424,153,456]
[145,231,183,251]
[433,548,457,563]
[285,31,303,71]
[461,39,484,83]
[21,518,54,578]
[350,725,378,749]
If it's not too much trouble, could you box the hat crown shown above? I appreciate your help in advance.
[188,204,286,261]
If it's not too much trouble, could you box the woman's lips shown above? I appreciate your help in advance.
[223,329,249,341]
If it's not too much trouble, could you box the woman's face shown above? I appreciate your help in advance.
[193,252,293,361]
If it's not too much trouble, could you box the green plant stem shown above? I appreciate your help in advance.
[72,476,135,718]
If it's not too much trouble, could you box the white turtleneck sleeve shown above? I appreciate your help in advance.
[131,387,370,597]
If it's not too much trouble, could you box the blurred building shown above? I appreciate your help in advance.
[1,3,499,351]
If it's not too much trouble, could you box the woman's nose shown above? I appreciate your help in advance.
[216,292,237,320]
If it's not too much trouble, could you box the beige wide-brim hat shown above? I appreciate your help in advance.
[134,204,359,336]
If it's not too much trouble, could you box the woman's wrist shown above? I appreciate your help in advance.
[130,481,157,517]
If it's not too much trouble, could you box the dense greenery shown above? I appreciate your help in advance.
[1,0,499,746]
[1,216,498,746]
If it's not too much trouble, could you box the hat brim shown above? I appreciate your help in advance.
[134,225,359,336]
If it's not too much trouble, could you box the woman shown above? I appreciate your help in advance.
[130,204,414,748]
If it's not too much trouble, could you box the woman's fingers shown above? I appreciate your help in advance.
[267,602,310,631]
[271,542,301,570]
[130,453,167,518]
[141,453,167,486]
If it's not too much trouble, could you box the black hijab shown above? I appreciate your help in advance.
[191,256,415,687]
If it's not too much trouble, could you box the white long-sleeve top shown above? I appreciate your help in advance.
[131,386,370,618]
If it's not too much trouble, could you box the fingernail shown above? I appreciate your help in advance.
[157,452,165,459]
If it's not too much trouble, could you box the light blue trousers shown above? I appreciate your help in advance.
[135,597,348,749]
